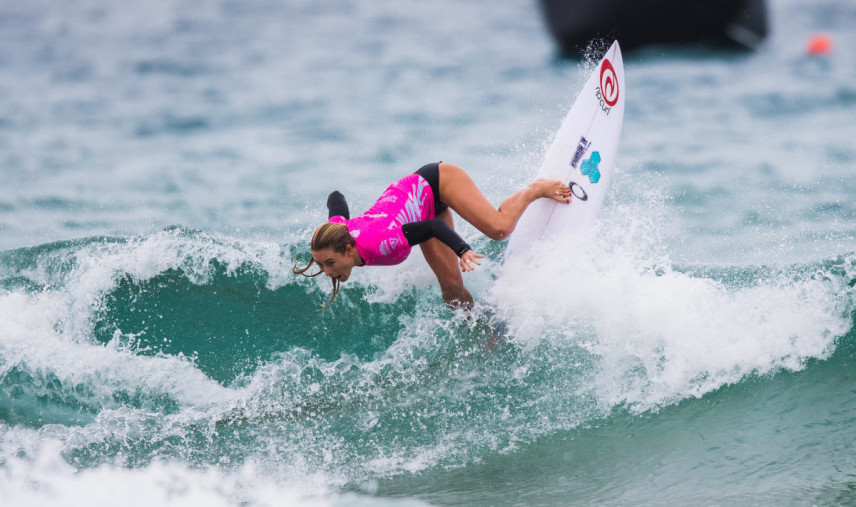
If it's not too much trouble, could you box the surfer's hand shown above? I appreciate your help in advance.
[459,250,483,272]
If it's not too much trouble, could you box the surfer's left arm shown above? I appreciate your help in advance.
[326,191,350,219]
[401,219,484,272]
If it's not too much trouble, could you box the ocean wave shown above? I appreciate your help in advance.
[1,226,854,482]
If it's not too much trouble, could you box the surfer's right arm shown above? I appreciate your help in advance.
[401,219,484,272]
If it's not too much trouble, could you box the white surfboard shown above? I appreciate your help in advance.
[505,41,625,258]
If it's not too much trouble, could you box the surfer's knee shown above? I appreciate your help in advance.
[484,222,514,241]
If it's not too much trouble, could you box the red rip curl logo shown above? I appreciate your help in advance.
[599,59,619,107]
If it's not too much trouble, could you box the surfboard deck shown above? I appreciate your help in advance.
[505,41,625,258]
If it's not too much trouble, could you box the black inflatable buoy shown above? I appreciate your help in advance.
[539,0,768,55]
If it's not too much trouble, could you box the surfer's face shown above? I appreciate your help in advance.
[312,247,355,282]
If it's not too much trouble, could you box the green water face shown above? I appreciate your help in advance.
[94,260,415,385]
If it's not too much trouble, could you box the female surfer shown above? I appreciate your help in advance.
[293,162,571,309]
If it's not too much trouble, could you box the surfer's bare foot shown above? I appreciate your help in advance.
[531,179,571,204]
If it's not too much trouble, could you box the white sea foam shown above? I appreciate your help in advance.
[0,439,428,507]
[492,214,852,414]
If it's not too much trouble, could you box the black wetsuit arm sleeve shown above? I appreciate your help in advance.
[401,219,472,258]
[327,191,349,219]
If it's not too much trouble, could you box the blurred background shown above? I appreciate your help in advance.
[0,0,852,262]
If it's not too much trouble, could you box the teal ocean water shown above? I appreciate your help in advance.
[2,0,856,505]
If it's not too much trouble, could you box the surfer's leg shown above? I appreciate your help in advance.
[437,163,571,240]
[419,209,474,310]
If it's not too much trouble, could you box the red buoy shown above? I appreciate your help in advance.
[806,34,834,55]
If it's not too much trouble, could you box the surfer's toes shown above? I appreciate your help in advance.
[533,179,571,202]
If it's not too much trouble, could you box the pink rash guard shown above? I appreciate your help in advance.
[328,174,435,266]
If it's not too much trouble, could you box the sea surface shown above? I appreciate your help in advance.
[2,0,856,505]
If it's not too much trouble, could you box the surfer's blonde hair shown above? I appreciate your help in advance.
[292,222,355,309]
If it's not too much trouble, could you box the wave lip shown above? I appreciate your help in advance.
[0,228,292,425]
